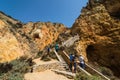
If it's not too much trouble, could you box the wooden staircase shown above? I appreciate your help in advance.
[54,50,110,80]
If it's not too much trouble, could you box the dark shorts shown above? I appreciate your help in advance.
[80,63,85,69]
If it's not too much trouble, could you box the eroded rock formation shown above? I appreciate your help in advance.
[0,12,66,63]
[71,0,120,77]
[0,21,23,62]
[0,13,37,63]
[23,22,66,51]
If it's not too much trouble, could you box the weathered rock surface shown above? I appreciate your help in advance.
[71,0,120,77]
[0,14,24,63]
[23,22,66,51]
[0,12,66,63]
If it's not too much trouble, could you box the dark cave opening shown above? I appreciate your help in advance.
[110,11,120,19]
[86,45,120,78]
[86,45,96,62]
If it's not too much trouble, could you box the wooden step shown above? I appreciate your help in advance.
[51,69,76,77]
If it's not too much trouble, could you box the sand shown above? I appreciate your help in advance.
[24,70,73,80]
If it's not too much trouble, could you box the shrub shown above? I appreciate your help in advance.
[0,57,31,80]
[0,72,23,80]
[100,67,113,77]
[49,51,57,59]
[74,72,102,80]
[7,72,23,80]
[35,51,43,58]
[0,63,13,73]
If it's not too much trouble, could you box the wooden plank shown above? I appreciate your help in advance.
[78,66,92,76]
[62,50,92,76]
[54,50,63,62]
[63,51,70,59]
[51,69,76,77]
[63,50,110,80]
[85,64,110,80]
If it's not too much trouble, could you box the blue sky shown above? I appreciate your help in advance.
[0,0,88,27]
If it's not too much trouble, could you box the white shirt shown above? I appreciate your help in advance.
[79,56,84,64]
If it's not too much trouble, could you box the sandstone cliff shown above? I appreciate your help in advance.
[23,22,66,51]
[71,0,120,77]
[0,0,120,78]
[0,13,25,63]
[0,12,66,63]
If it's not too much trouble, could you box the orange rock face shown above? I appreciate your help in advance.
[23,22,66,51]
[0,19,24,63]
[0,12,66,63]
[71,1,120,77]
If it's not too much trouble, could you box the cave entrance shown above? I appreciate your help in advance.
[86,45,99,62]
[110,11,120,19]
[86,45,94,62]
[86,45,120,78]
